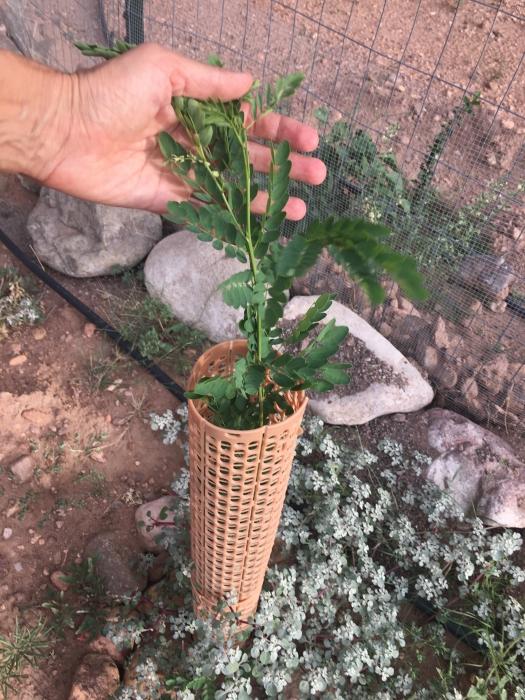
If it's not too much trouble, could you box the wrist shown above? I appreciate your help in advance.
[0,50,75,181]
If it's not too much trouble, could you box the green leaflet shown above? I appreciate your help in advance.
[219,271,252,309]
[275,235,324,279]
[158,132,187,161]
[302,320,348,369]
[244,364,266,394]
[186,376,234,402]
[284,293,335,345]
[259,142,291,253]
[321,364,351,385]
[165,201,198,226]
[304,218,427,303]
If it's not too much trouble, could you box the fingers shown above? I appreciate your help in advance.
[159,47,253,101]
[248,141,326,185]
[251,191,307,221]
[248,111,319,153]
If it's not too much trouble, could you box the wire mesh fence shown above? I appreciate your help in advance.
[2,0,524,429]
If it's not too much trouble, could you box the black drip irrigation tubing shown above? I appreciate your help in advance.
[0,226,488,656]
[412,596,484,653]
[0,227,186,403]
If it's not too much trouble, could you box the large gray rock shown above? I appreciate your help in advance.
[0,0,100,70]
[144,231,248,342]
[27,189,162,277]
[424,408,525,528]
[283,296,434,425]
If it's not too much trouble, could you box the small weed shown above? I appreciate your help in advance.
[16,490,37,521]
[98,273,207,373]
[74,469,107,498]
[69,431,108,458]
[85,349,129,393]
[42,558,109,639]
[0,267,42,339]
[0,618,50,699]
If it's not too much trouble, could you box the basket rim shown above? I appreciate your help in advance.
[187,338,308,436]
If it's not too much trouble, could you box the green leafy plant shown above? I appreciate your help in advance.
[77,42,425,430]
[289,94,519,279]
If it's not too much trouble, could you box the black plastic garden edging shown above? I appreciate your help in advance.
[0,226,186,403]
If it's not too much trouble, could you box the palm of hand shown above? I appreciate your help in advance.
[43,44,325,217]
[44,47,189,211]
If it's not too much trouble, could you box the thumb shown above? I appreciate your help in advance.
[157,46,253,101]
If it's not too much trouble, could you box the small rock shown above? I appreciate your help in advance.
[39,473,52,489]
[433,363,458,389]
[488,300,507,313]
[21,408,53,426]
[501,118,515,130]
[379,322,392,337]
[135,496,177,553]
[501,364,525,417]
[390,315,430,353]
[32,327,47,340]
[2,528,13,540]
[461,377,479,402]
[83,323,96,338]
[14,562,23,572]
[432,316,452,349]
[468,299,483,314]
[55,520,64,529]
[84,532,147,599]
[397,294,415,312]
[147,551,171,584]
[415,339,439,373]
[392,413,407,422]
[68,654,120,700]
[88,636,126,664]
[50,570,69,591]
[476,355,509,394]
[9,354,27,367]
[9,455,34,483]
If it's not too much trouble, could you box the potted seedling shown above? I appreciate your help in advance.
[78,43,426,619]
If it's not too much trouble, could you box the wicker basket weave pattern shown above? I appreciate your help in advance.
[188,340,307,618]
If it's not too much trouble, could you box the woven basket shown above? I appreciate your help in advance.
[187,339,307,619]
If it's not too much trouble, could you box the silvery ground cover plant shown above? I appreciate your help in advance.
[109,408,525,699]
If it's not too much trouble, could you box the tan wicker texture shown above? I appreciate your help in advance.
[187,340,307,619]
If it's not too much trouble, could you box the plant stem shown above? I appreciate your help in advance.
[236,125,266,427]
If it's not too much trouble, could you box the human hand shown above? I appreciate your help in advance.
[38,44,326,219]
